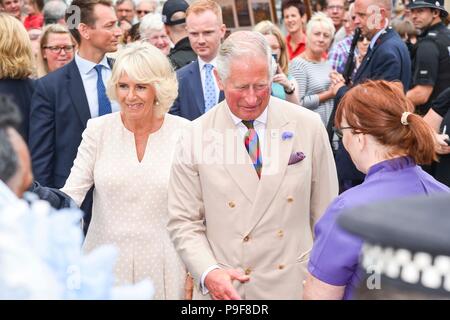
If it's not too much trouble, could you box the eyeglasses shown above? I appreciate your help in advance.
[43,45,75,53]
[137,10,151,15]
[327,5,344,11]
[333,126,353,139]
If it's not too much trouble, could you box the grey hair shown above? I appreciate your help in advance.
[216,31,273,82]
[139,12,164,39]
[43,0,68,25]
[116,0,135,8]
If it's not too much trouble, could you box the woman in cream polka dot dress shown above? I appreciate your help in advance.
[61,42,189,299]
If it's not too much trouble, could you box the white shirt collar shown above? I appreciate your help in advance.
[227,103,269,127]
[370,19,389,50]
[198,57,218,71]
[75,53,111,75]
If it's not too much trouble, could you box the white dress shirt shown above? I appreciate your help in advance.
[74,53,120,118]
[199,105,269,295]
[198,57,220,106]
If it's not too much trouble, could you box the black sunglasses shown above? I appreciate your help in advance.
[137,10,151,15]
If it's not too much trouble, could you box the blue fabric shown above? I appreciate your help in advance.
[308,156,450,299]
[203,64,216,112]
[94,65,112,116]
[169,60,225,121]
[271,74,294,101]
[334,28,412,183]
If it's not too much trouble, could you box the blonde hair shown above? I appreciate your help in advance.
[306,12,336,44]
[253,20,289,75]
[186,0,223,24]
[36,24,75,78]
[106,42,178,117]
[0,13,34,79]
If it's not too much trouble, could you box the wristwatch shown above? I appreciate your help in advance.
[284,82,295,95]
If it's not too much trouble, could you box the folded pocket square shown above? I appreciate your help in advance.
[288,151,306,165]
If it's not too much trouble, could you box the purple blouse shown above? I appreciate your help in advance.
[308,156,450,299]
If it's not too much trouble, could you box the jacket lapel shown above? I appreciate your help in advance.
[354,28,392,82]
[66,60,91,127]
[245,100,296,234]
[188,61,206,116]
[215,102,259,203]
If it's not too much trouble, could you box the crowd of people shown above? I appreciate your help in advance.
[0,0,450,300]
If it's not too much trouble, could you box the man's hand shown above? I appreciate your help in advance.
[435,133,450,155]
[204,268,250,300]
[184,273,194,300]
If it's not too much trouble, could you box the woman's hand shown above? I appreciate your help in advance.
[272,66,292,91]
[329,71,346,96]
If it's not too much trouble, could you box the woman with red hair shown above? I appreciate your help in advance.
[303,80,450,300]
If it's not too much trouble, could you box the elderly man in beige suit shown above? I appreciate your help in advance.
[167,31,338,300]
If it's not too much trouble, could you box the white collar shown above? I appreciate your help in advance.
[198,57,218,70]
[227,103,269,127]
[75,53,110,75]
[369,19,389,50]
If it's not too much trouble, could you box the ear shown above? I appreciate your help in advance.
[213,68,224,91]
[357,132,368,151]
[78,23,91,41]
[219,24,226,39]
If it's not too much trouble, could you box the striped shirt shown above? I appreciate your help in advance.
[289,57,334,126]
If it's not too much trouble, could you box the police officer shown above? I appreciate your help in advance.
[338,193,450,299]
[406,0,450,116]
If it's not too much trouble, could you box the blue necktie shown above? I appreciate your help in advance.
[94,65,112,116]
[203,64,216,112]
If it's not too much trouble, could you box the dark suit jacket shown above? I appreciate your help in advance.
[336,28,411,102]
[169,60,225,121]
[0,78,35,142]
[29,60,90,189]
[335,28,412,182]
[29,58,113,189]
[29,58,112,234]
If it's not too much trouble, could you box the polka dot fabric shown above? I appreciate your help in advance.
[62,112,189,299]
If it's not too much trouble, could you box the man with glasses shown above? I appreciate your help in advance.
[326,0,347,45]
[136,0,157,21]
[29,0,122,234]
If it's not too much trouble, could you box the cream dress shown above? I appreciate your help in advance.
[62,112,189,299]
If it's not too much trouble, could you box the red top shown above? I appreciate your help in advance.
[23,13,44,30]
[286,33,306,61]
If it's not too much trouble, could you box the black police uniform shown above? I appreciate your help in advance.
[411,22,450,115]
[408,0,450,115]
[168,37,197,70]
[430,87,450,187]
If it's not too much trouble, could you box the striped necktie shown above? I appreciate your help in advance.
[242,120,262,178]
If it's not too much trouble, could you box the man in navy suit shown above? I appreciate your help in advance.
[330,0,411,192]
[29,0,122,231]
[169,0,226,121]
